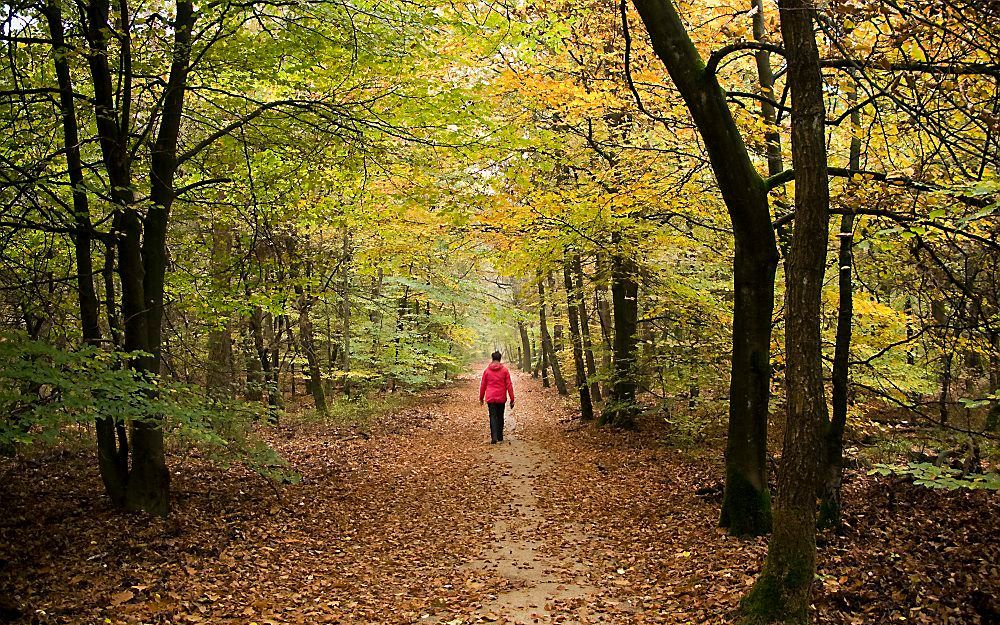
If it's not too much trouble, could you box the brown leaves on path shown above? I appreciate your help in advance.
[2,368,997,624]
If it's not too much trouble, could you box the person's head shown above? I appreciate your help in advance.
[491,351,502,362]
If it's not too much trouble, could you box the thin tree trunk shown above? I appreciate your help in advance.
[42,0,128,505]
[740,0,830,620]
[538,270,566,394]
[595,253,614,393]
[518,321,532,373]
[564,255,594,420]
[988,331,1000,431]
[574,255,602,402]
[244,311,263,402]
[752,0,790,254]
[206,223,234,400]
[341,226,352,397]
[933,299,951,424]
[819,80,861,529]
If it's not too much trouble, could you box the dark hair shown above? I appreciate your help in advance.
[491,351,502,362]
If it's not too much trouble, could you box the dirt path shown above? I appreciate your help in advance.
[454,368,600,625]
[4,363,997,624]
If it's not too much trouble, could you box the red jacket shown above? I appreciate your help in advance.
[480,362,514,404]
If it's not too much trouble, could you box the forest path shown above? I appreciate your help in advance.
[445,367,601,624]
[1,364,631,625]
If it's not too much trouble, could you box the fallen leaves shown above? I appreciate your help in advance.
[0,371,996,624]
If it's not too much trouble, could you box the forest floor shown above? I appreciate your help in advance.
[1,367,999,624]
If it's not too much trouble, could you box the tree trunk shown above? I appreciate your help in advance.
[932,299,951,424]
[988,331,1000,431]
[595,253,614,390]
[564,255,594,420]
[739,1,829,622]
[518,321,532,373]
[819,81,861,530]
[752,0,790,254]
[206,223,234,400]
[294,281,327,415]
[341,227,352,397]
[538,270,567,395]
[124,0,195,518]
[632,0,779,536]
[244,312,263,402]
[599,239,639,428]
[42,0,129,505]
[574,255,601,402]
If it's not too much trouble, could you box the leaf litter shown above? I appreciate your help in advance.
[1,370,997,624]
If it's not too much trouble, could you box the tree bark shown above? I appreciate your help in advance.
[739,1,829,622]
[206,223,234,400]
[574,254,602,402]
[752,0,791,254]
[819,81,861,530]
[538,270,567,395]
[41,0,128,505]
[599,238,639,428]
[564,255,594,420]
[341,226,352,397]
[518,321,532,373]
[595,253,614,386]
[632,0,779,536]
[988,331,1000,431]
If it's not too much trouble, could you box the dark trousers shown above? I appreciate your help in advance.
[487,402,505,443]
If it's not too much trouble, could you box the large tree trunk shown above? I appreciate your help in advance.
[632,0,778,536]
[124,0,194,518]
[599,238,639,428]
[538,271,567,395]
[739,1,830,622]
[819,83,861,530]
[574,255,602,402]
[564,255,594,420]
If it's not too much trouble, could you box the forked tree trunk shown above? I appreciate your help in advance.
[739,0,829,621]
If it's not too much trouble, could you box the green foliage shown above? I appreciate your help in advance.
[0,335,147,448]
[0,333,294,482]
[869,462,1000,490]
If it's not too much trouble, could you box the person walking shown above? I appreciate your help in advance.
[479,351,515,444]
